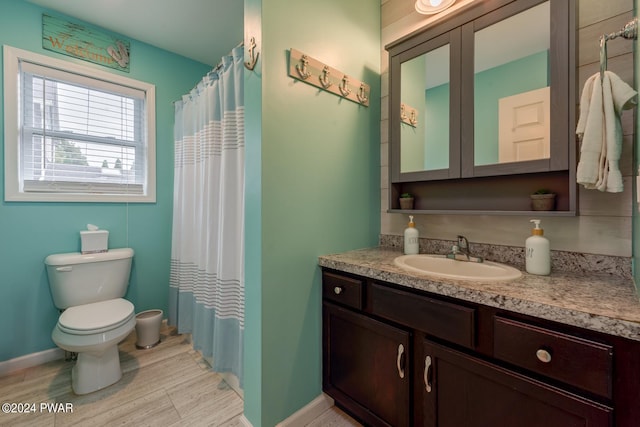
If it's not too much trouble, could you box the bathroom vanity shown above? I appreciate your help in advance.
[319,248,640,426]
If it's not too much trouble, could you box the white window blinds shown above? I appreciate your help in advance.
[19,60,147,195]
[4,45,155,202]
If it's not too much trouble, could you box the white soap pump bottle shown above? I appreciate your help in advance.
[525,219,550,275]
[404,215,419,255]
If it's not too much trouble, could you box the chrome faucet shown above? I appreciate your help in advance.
[446,235,483,263]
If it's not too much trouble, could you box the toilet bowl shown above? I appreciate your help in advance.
[52,298,135,395]
[45,248,135,395]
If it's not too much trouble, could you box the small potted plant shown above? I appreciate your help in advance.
[530,189,556,211]
[399,192,414,210]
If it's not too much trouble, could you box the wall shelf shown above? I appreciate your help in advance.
[389,171,576,216]
[388,209,576,217]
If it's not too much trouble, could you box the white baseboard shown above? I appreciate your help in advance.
[239,414,253,427]
[220,371,243,399]
[0,347,64,376]
[275,393,335,427]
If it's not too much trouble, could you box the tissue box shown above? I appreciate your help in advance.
[80,230,109,254]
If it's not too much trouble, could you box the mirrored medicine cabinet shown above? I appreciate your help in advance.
[387,0,576,215]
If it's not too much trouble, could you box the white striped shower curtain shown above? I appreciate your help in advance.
[169,46,244,385]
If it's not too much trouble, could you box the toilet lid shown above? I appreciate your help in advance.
[58,298,134,334]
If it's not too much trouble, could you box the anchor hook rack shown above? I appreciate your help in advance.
[287,48,370,107]
[400,103,418,127]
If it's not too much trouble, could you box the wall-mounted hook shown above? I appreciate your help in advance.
[339,75,351,97]
[357,83,368,104]
[296,55,312,80]
[319,66,332,88]
[244,37,259,71]
[409,110,417,126]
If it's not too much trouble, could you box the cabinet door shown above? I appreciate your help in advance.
[323,303,411,427]
[422,340,612,427]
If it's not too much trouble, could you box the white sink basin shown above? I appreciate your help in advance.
[394,254,522,281]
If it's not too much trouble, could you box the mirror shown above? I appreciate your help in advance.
[400,44,450,173]
[392,0,568,181]
[474,1,550,166]
[387,0,574,212]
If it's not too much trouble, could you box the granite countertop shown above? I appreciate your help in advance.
[318,247,640,342]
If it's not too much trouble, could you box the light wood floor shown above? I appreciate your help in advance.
[0,323,361,427]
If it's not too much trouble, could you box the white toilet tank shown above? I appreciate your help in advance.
[45,248,134,309]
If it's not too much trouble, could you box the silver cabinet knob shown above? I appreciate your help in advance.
[333,286,343,295]
[536,349,552,363]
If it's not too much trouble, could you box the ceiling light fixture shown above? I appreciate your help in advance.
[415,0,456,15]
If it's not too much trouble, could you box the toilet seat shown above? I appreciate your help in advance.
[58,298,135,335]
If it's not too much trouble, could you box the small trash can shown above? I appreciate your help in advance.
[135,309,163,349]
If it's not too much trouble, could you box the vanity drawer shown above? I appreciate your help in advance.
[322,272,363,310]
[369,282,476,348]
[493,316,613,399]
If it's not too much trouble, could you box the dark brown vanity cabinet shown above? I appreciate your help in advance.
[323,272,411,426]
[421,341,612,426]
[322,269,640,426]
[324,303,411,426]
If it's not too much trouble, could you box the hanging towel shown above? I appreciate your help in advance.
[576,71,637,193]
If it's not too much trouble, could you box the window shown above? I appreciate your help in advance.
[3,45,156,202]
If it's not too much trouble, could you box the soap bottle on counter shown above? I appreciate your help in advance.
[404,215,419,255]
[525,219,550,275]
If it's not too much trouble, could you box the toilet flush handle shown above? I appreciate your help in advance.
[56,266,72,272]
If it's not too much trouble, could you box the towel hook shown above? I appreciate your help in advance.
[319,66,332,88]
[599,17,638,80]
[296,55,312,80]
[245,37,259,71]
[339,75,351,97]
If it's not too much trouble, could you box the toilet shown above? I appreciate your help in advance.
[45,248,135,395]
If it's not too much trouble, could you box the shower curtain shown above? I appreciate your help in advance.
[169,46,244,384]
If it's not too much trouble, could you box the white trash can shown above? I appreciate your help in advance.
[135,309,163,349]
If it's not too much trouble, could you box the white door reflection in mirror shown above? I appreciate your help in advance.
[498,86,550,163]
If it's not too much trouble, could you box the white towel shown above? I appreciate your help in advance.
[576,71,637,193]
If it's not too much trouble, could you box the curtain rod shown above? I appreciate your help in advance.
[212,40,245,72]
[172,41,244,104]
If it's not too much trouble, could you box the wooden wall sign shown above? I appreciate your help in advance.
[42,14,130,72]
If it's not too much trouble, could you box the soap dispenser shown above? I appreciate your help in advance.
[404,215,419,255]
[525,219,550,275]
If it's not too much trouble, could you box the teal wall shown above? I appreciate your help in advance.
[244,0,381,425]
[424,83,450,170]
[401,55,426,172]
[243,0,263,422]
[474,50,549,165]
[0,0,211,361]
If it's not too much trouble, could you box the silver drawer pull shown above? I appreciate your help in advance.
[333,286,343,295]
[536,349,552,363]
[424,355,432,393]
[396,344,405,379]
